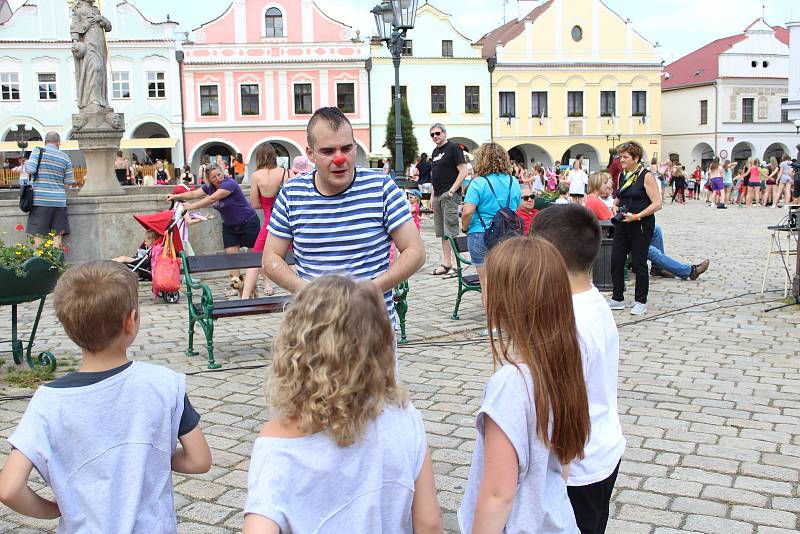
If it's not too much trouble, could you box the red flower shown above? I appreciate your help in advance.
[63,246,70,253]
[15,224,24,231]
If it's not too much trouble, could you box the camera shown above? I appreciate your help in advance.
[611,205,628,224]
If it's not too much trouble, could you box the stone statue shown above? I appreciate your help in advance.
[70,0,112,112]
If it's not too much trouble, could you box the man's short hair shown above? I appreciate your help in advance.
[429,122,446,133]
[306,107,353,147]
[531,204,601,274]
[45,131,60,144]
[53,261,139,353]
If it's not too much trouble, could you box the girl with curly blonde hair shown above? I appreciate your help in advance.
[243,275,442,534]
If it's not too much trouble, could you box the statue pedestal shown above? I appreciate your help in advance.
[72,111,125,197]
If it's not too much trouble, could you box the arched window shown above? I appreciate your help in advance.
[265,7,284,37]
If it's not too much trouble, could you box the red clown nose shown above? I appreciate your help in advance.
[332,155,348,166]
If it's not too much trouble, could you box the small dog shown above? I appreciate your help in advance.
[229,274,245,298]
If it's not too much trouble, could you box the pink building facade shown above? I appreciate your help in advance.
[182,0,369,173]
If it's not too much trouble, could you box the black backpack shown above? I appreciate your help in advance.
[476,175,524,249]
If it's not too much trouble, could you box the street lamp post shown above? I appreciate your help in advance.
[793,119,800,135]
[605,133,622,146]
[372,0,417,179]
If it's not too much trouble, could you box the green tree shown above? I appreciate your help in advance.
[384,97,418,174]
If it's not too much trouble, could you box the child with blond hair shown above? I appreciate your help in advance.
[0,261,211,532]
[243,275,442,533]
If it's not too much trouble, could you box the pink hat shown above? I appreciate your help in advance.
[291,156,313,175]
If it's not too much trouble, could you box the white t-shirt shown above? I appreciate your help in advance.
[568,169,588,195]
[568,286,626,486]
[458,364,579,534]
[9,362,186,534]
[245,403,427,532]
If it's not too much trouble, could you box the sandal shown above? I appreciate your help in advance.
[264,286,274,297]
[431,264,452,276]
[442,267,458,279]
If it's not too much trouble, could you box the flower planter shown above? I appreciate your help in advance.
[0,256,62,305]
[0,256,60,371]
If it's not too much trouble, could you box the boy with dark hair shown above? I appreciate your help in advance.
[0,261,211,532]
[531,205,626,534]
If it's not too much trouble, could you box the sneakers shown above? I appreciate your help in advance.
[690,259,710,280]
[607,299,625,310]
[630,302,647,315]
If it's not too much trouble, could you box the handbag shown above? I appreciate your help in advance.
[19,148,43,213]
[151,235,181,297]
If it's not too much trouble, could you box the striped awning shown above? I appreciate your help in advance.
[0,138,178,153]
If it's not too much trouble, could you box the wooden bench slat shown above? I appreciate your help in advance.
[185,251,294,273]
[463,274,480,285]
[452,235,469,254]
[193,295,291,318]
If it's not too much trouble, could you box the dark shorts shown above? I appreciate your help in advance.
[222,214,259,249]
[27,205,70,236]
[711,177,725,191]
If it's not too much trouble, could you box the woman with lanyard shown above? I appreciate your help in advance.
[166,164,260,295]
[608,141,662,316]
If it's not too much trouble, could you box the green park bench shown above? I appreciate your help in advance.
[446,235,481,320]
[180,251,294,369]
[180,251,412,367]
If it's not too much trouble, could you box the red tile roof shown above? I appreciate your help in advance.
[663,22,788,90]
[476,0,553,58]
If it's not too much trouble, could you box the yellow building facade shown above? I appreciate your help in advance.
[479,0,663,171]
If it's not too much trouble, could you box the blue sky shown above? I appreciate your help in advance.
[16,0,799,62]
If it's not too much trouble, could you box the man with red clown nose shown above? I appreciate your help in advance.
[263,107,426,350]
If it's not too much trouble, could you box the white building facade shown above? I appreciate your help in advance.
[0,0,184,167]
[369,2,491,160]
[662,19,795,168]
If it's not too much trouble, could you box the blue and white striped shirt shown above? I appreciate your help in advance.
[24,145,74,208]
[268,167,412,324]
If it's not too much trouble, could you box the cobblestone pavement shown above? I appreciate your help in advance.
[0,200,798,533]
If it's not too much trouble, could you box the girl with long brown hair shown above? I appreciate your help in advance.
[458,237,589,533]
[242,143,288,299]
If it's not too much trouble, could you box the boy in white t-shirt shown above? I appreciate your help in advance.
[531,204,626,534]
[0,261,212,533]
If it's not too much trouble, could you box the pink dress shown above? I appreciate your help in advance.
[252,194,276,253]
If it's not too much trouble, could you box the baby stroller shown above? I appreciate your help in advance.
[130,204,184,304]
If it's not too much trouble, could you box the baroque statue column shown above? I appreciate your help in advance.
[70,0,125,196]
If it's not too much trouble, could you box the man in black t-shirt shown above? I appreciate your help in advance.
[429,123,467,276]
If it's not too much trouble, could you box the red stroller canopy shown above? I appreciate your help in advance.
[133,210,183,253]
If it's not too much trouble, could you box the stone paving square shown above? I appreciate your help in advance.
[0,200,798,533]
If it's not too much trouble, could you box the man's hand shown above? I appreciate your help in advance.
[166,194,176,202]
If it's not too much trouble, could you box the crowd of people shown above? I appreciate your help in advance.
[644,153,798,209]
[0,193,622,534]
[9,106,800,533]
